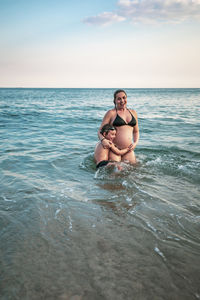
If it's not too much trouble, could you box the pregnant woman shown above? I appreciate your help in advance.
[98,89,139,163]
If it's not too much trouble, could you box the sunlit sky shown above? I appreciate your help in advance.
[0,0,200,88]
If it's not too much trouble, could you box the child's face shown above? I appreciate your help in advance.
[105,130,116,142]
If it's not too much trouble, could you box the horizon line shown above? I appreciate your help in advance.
[0,86,200,89]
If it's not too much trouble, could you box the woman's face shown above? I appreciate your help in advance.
[114,92,127,109]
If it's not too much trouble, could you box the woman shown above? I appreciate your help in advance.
[98,89,139,163]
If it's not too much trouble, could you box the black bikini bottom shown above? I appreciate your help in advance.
[96,160,109,169]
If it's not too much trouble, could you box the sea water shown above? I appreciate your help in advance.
[0,88,200,300]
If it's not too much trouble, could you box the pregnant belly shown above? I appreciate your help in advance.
[114,127,133,148]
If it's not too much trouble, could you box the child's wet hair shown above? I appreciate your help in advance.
[100,124,116,135]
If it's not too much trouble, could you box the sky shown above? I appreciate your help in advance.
[0,0,200,88]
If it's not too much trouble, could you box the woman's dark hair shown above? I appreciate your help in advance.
[113,89,127,105]
[100,124,116,135]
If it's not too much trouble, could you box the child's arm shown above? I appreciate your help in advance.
[109,143,134,156]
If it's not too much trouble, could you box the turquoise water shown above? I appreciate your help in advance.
[0,88,200,299]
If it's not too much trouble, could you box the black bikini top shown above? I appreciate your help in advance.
[113,109,137,127]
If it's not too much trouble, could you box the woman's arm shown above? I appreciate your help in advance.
[98,110,113,148]
[132,110,139,149]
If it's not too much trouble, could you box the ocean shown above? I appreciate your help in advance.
[0,88,200,300]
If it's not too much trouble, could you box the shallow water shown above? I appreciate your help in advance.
[0,88,200,299]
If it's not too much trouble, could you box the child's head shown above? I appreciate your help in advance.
[100,124,116,141]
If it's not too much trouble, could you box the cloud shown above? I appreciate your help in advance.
[83,0,200,26]
[83,12,125,26]
[118,0,200,24]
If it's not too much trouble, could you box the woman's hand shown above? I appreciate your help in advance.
[128,143,136,151]
[101,138,112,149]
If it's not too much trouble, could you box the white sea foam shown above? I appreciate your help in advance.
[154,245,166,262]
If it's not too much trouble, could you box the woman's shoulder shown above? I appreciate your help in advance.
[129,108,137,115]
[107,108,116,113]
[128,108,138,121]
[101,108,116,124]
[104,108,116,117]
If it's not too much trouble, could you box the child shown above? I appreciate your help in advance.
[94,124,134,169]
